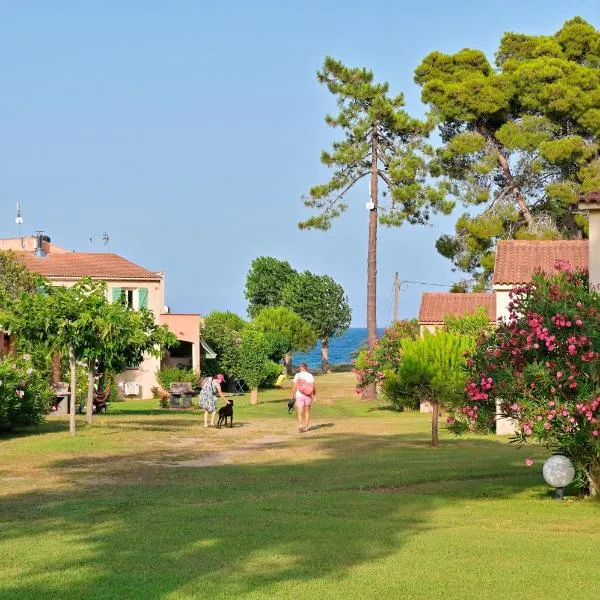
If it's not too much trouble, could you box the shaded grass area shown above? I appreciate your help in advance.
[1,373,600,599]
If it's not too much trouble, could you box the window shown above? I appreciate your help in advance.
[111,287,148,310]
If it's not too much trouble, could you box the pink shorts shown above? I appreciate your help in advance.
[295,393,312,407]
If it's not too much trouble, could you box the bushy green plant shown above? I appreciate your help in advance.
[0,353,53,432]
[354,320,420,394]
[453,265,600,495]
[260,360,284,388]
[156,366,199,391]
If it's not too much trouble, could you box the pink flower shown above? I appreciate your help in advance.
[15,390,25,398]
[575,319,583,326]
[593,431,599,438]
[543,422,551,430]
[556,371,563,379]
[446,416,455,425]
[524,458,534,467]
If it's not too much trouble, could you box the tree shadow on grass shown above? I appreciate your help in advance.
[0,433,547,599]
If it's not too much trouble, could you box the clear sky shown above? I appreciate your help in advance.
[1,1,598,326]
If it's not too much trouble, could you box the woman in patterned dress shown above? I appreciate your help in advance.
[199,374,227,427]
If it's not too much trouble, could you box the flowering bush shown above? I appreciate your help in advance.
[354,320,419,395]
[0,353,53,432]
[449,264,600,494]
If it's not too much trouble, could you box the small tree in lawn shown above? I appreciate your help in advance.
[201,311,245,378]
[252,307,317,375]
[245,257,298,319]
[235,328,273,405]
[390,331,474,447]
[281,271,351,373]
[453,265,600,495]
[301,57,453,397]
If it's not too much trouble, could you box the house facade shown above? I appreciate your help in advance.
[1,236,204,398]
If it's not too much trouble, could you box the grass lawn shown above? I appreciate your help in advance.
[1,373,599,599]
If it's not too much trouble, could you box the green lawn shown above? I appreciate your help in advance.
[1,373,599,599]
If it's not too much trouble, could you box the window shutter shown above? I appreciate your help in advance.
[139,288,148,309]
[112,287,122,303]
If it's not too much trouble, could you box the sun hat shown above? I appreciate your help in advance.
[215,374,225,382]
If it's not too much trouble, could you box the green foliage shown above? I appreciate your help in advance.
[244,257,297,319]
[415,17,600,288]
[235,329,272,390]
[387,331,474,414]
[156,366,199,391]
[443,306,493,336]
[0,251,43,307]
[455,266,600,493]
[251,307,317,357]
[354,320,420,393]
[201,311,244,377]
[202,311,246,332]
[301,56,454,231]
[281,272,351,342]
[0,353,53,432]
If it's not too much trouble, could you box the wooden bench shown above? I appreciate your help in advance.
[169,382,195,408]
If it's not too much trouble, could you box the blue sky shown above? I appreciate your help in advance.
[1,1,598,326]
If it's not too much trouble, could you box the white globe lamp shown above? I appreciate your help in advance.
[543,455,575,500]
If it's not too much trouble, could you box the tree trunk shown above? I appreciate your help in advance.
[86,362,96,425]
[51,353,61,385]
[588,461,600,497]
[69,346,77,437]
[431,401,439,448]
[250,387,258,405]
[284,353,292,376]
[321,339,331,374]
[362,130,379,400]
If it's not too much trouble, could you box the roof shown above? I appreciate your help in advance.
[418,292,496,325]
[579,190,600,206]
[14,252,161,281]
[0,237,68,254]
[493,240,588,285]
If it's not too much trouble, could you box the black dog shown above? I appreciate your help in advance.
[217,399,234,428]
[287,396,295,414]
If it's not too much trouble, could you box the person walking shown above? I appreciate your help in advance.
[292,362,316,432]
[199,373,227,428]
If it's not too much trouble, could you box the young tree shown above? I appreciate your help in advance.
[388,331,474,447]
[0,251,42,303]
[415,17,600,289]
[281,271,351,373]
[201,311,245,377]
[251,306,317,374]
[235,328,274,405]
[301,57,453,396]
[245,257,297,319]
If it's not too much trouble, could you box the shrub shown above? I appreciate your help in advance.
[451,264,600,495]
[156,366,199,391]
[0,353,53,432]
[260,360,284,388]
[354,320,419,394]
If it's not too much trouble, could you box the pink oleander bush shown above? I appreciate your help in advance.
[354,320,419,396]
[0,353,53,432]
[448,263,600,495]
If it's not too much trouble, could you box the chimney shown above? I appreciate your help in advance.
[33,231,46,257]
[578,190,600,289]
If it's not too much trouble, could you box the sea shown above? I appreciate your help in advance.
[292,327,384,370]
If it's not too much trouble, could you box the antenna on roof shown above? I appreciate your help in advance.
[102,232,111,253]
[15,202,24,248]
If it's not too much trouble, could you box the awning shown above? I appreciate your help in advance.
[201,339,217,359]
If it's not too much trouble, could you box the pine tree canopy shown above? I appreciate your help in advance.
[415,17,600,289]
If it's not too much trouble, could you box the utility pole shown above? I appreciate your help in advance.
[393,272,400,323]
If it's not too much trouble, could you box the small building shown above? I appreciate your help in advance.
[418,292,496,334]
[2,235,206,398]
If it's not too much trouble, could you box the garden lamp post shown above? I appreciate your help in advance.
[543,455,575,501]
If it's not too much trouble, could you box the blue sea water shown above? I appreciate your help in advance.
[292,328,384,370]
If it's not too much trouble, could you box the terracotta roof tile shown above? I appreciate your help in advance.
[418,293,496,324]
[493,240,588,285]
[579,190,600,205]
[13,252,161,280]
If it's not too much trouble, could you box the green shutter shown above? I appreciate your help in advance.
[139,288,148,309]
[112,287,122,303]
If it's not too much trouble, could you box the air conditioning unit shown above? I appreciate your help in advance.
[124,382,140,396]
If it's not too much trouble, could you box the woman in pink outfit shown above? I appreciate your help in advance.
[292,363,316,432]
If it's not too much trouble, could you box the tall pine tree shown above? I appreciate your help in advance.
[301,57,452,397]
